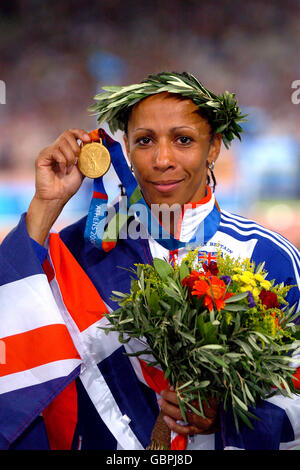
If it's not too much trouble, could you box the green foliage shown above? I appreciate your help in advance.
[102,254,300,432]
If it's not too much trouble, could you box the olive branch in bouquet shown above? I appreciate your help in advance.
[101,250,300,433]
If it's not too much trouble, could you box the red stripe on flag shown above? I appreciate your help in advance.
[49,234,109,332]
[170,434,188,450]
[43,380,78,450]
[42,258,55,283]
[0,324,80,377]
[138,359,169,394]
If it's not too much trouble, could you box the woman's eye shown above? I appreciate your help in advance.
[137,137,151,145]
[177,136,192,144]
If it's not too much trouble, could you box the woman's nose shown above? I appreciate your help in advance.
[153,140,176,170]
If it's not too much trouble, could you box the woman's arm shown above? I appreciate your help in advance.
[26,128,91,245]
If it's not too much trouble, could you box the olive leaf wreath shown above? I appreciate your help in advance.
[88,72,247,148]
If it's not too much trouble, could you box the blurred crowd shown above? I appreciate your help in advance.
[0,0,299,245]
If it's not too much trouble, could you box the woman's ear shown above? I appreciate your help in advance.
[208,133,222,164]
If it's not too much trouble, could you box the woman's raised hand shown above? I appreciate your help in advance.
[34,129,91,204]
[26,129,91,245]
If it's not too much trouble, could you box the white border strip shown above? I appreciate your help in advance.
[0,358,82,394]
[0,274,65,338]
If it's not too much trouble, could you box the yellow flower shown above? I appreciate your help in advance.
[261,280,271,290]
[252,287,260,299]
[254,273,264,282]
[244,270,254,277]
[240,272,256,286]
[240,285,253,293]
[233,267,243,273]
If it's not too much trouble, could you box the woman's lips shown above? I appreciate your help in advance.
[150,179,184,193]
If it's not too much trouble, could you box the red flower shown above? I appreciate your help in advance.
[259,289,280,309]
[192,276,233,311]
[292,367,300,390]
[182,270,202,290]
[203,261,219,276]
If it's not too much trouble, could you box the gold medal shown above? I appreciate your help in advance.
[78,139,111,178]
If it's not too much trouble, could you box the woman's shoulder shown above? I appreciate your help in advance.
[219,210,300,309]
[219,209,300,281]
[219,209,299,257]
[58,215,94,262]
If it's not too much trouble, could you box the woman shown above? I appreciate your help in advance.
[1,72,299,450]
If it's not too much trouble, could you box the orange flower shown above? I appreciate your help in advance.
[271,311,281,329]
[192,276,233,311]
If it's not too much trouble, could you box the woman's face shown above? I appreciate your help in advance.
[124,92,221,207]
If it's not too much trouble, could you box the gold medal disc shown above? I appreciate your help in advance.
[78,141,111,178]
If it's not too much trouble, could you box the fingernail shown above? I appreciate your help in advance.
[157,399,162,407]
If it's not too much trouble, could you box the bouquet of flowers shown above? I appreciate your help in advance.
[102,249,300,446]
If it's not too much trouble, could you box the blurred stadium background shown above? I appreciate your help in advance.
[0,0,299,247]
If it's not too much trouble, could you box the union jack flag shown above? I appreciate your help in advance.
[1,214,300,450]
[169,250,178,267]
[198,251,220,264]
